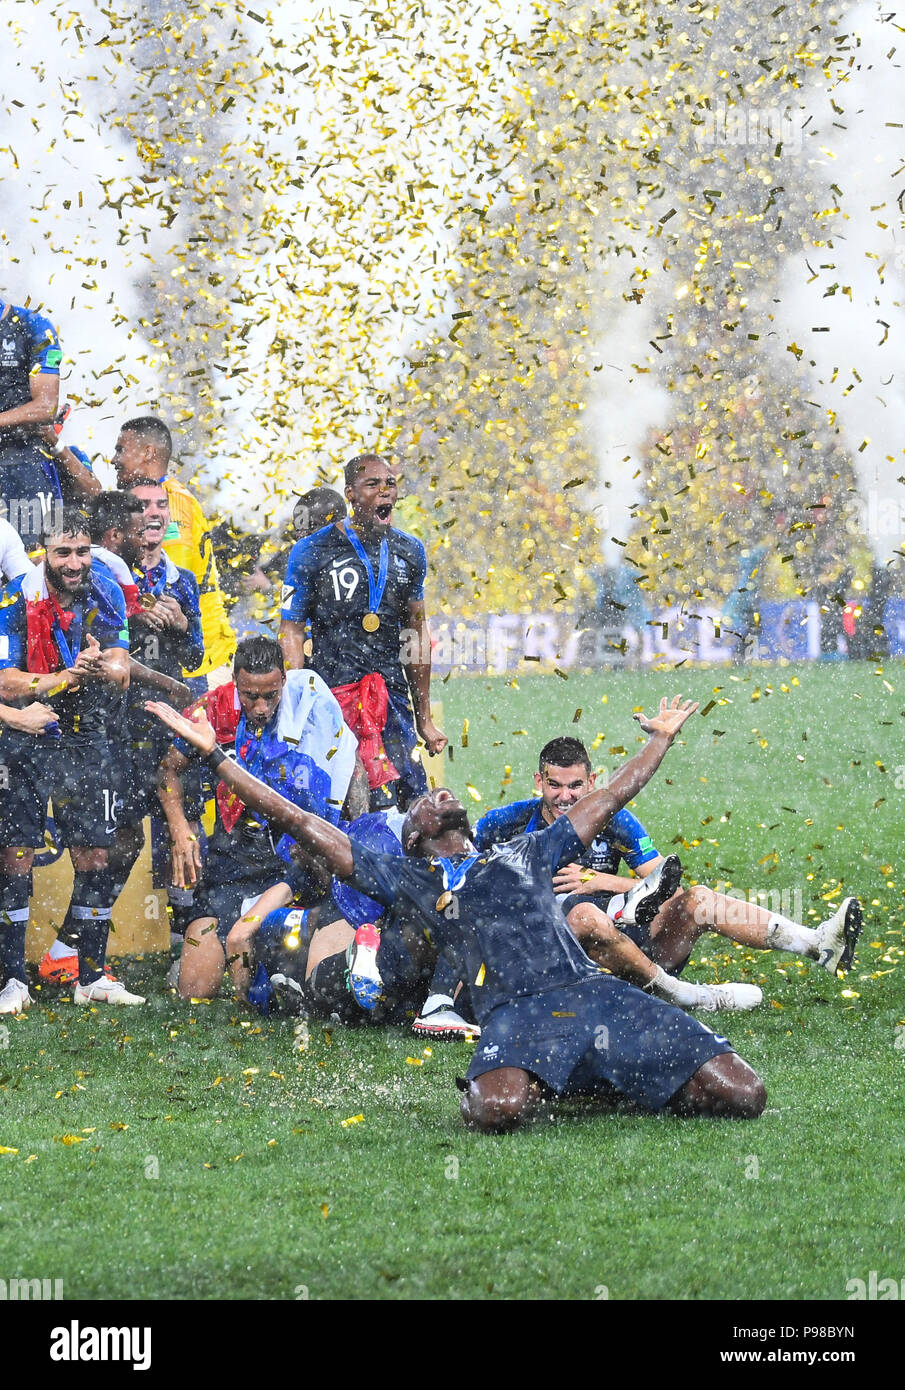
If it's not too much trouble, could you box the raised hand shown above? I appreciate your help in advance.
[634,695,699,739]
[146,700,217,754]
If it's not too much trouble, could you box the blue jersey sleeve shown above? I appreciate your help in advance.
[27,311,62,375]
[89,573,129,650]
[347,839,405,909]
[281,535,318,623]
[0,588,26,669]
[177,570,204,672]
[474,800,537,850]
[607,807,659,870]
[527,814,586,874]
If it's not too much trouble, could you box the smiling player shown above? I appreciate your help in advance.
[0,507,144,1012]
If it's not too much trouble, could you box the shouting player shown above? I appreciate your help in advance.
[280,453,446,809]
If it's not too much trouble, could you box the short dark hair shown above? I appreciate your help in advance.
[120,415,172,462]
[343,453,386,488]
[293,487,346,535]
[538,737,592,776]
[233,635,285,679]
[42,504,91,546]
[89,491,143,543]
[124,477,167,493]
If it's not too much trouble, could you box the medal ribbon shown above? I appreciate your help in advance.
[51,602,82,668]
[136,560,168,598]
[345,525,389,617]
[435,854,480,892]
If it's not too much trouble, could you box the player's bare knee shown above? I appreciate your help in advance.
[684,884,715,927]
[731,1073,767,1119]
[567,905,618,946]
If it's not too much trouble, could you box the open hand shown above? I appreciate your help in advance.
[634,695,699,739]
[146,700,217,754]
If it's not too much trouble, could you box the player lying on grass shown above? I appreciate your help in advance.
[474,737,863,1006]
[147,693,767,1132]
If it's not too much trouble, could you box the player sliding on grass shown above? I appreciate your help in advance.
[147,693,767,1133]
[474,737,863,1006]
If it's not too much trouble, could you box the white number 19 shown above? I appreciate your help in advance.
[330,566,360,602]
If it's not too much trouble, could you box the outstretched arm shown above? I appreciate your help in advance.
[566,696,698,846]
[145,701,355,878]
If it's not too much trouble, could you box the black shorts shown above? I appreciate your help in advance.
[464,976,732,1111]
[115,732,169,826]
[0,732,118,849]
[189,863,311,946]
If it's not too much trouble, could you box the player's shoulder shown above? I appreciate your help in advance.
[474,798,539,846]
[165,554,199,595]
[10,304,57,338]
[89,567,127,618]
[286,524,341,570]
[388,526,426,560]
[0,572,27,613]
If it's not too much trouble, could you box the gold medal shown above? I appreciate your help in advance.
[362,612,380,632]
[139,593,157,610]
[436,890,453,912]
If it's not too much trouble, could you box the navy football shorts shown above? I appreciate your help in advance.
[0,731,118,849]
[188,858,313,946]
[464,975,732,1111]
[116,730,170,826]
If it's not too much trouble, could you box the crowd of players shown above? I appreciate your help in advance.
[0,296,864,1130]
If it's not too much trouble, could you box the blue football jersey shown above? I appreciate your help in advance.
[281,523,426,695]
[474,797,660,875]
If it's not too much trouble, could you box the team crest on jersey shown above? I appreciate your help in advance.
[0,337,18,366]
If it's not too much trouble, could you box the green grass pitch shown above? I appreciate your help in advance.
[1,660,904,1300]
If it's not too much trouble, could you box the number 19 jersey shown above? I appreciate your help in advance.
[281,522,426,696]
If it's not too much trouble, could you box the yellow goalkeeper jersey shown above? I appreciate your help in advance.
[163,477,235,675]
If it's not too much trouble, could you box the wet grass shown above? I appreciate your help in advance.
[1,660,903,1299]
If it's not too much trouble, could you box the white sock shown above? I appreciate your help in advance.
[48,938,74,960]
[648,966,709,1008]
[421,993,455,1015]
[766,914,818,957]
